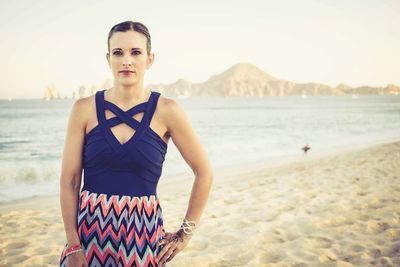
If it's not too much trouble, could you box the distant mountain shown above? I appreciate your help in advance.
[147,62,400,97]
[49,62,399,100]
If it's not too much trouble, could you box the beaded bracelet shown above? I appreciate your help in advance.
[180,218,196,235]
[65,244,83,257]
[66,248,83,257]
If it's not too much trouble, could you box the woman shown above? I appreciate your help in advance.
[59,21,213,267]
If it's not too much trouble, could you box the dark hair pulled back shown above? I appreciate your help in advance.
[107,21,151,55]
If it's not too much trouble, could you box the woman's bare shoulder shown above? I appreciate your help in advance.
[68,94,96,126]
[156,93,190,130]
[157,94,184,117]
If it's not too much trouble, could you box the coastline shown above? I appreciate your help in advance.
[1,139,399,266]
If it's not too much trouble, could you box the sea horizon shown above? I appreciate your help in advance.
[1,94,399,203]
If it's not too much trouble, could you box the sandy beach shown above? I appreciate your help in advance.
[1,140,399,266]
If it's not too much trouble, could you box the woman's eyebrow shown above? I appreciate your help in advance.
[111,48,142,51]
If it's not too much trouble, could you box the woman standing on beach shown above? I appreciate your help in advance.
[59,21,213,267]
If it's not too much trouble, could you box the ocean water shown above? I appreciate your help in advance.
[0,95,399,203]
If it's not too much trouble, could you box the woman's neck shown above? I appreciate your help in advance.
[106,83,150,107]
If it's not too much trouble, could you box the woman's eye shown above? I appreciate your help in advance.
[112,50,140,56]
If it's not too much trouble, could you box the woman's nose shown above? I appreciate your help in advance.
[122,56,133,66]
[122,60,132,66]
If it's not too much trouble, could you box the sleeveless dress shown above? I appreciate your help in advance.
[60,89,168,267]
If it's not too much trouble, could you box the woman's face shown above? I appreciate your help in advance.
[106,30,154,87]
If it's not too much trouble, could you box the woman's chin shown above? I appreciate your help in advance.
[115,79,140,87]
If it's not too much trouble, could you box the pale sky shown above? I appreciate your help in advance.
[0,0,399,99]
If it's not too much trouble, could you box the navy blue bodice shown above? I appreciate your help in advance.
[82,90,168,197]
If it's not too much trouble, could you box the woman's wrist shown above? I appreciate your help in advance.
[180,218,197,235]
[65,229,81,246]
[64,243,83,257]
[178,228,193,240]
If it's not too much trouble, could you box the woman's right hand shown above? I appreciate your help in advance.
[67,252,88,267]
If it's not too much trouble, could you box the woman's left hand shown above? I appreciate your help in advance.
[156,228,192,266]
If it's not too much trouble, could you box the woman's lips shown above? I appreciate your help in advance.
[119,71,135,75]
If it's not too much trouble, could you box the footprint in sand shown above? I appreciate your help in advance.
[42,254,60,265]
[305,236,332,249]
[222,197,238,205]
[324,215,350,227]
[386,228,400,240]
[356,190,367,196]
[224,249,255,265]
[367,221,390,234]
[263,213,279,222]
[3,246,25,257]
[318,250,338,263]
[375,238,387,246]
[192,240,208,251]
[208,213,217,219]
[384,242,400,258]
[34,246,50,255]
[273,228,299,242]
[260,249,286,263]
[350,244,365,253]
[289,262,309,267]
[366,247,382,258]
[210,233,236,245]
[279,205,295,212]
[260,231,285,244]
[308,193,317,199]
[5,254,30,264]
[6,239,30,250]
[369,256,395,267]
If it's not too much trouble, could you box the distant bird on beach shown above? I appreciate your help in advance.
[302,144,311,154]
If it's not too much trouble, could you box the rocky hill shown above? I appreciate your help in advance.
[43,83,60,100]
[48,63,399,99]
[147,62,400,97]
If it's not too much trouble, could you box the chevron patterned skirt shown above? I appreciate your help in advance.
[60,190,167,267]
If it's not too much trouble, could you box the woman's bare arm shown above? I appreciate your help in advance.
[165,99,213,224]
[157,98,213,265]
[59,98,88,246]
